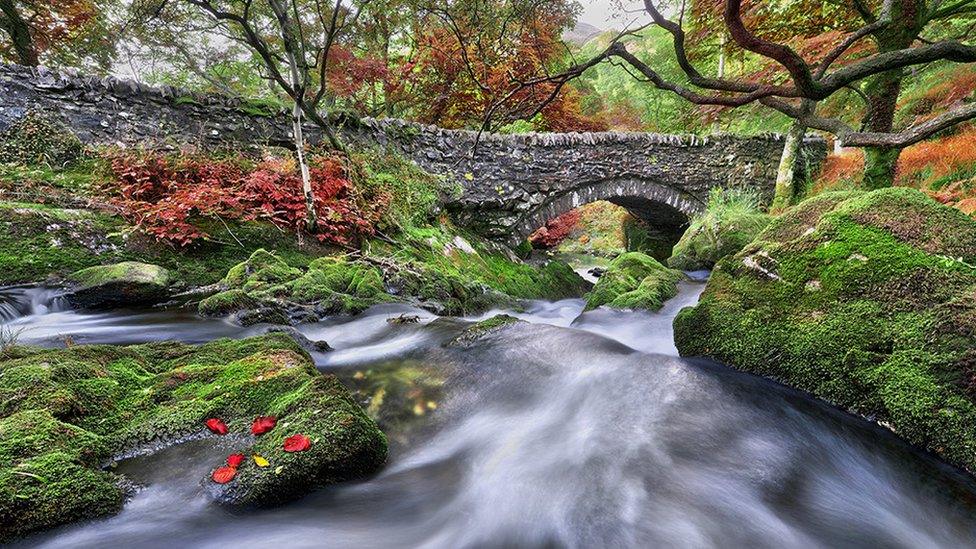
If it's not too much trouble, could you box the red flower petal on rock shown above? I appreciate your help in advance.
[205,418,229,435]
[212,466,237,484]
[251,416,277,435]
[283,434,311,452]
[227,453,245,468]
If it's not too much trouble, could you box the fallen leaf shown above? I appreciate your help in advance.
[253,455,270,467]
[283,434,311,452]
[251,416,277,435]
[274,466,284,475]
[212,466,237,484]
[205,418,229,435]
[227,453,245,468]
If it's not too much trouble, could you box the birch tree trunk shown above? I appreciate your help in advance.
[771,120,806,214]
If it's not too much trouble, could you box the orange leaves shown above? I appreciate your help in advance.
[251,416,277,436]
[283,434,312,453]
[205,418,229,435]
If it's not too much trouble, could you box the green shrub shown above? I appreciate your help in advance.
[0,111,84,167]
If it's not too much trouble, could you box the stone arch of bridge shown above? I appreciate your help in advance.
[514,177,706,244]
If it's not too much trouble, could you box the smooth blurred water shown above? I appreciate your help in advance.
[5,282,976,548]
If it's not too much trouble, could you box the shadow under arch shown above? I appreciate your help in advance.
[513,178,704,248]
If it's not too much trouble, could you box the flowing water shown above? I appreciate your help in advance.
[4,282,976,548]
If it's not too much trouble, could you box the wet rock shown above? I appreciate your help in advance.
[0,334,386,541]
[446,314,523,347]
[264,326,333,353]
[65,261,172,309]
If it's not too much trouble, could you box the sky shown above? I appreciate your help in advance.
[578,0,647,30]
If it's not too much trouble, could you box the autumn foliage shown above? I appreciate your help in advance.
[103,152,386,247]
[529,210,582,249]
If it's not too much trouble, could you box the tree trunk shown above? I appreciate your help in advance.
[771,120,806,213]
[0,0,38,66]
[860,68,904,189]
[292,100,317,233]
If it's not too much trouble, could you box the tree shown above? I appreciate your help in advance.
[533,0,976,189]
[0,0,118,70]
[143,0,362,231]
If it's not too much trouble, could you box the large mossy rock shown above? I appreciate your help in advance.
[65,261,173,309]
[668,207,771,271]
[674,188,976,473]
[585,252,683,311]
[0,334,387,541]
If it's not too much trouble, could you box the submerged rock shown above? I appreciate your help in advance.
[0,334,386,541]
[674,188,976,474]
[446,314,524,347]
[65,261,172,309]
[585,252,683,311]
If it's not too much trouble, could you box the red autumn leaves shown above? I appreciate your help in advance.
[283,434,311,453]
[205,418,228,435]
[205,415,312,484]
[251,416,276,435]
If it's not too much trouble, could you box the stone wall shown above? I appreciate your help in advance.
[0,63,827,242]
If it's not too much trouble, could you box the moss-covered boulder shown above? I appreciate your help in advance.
[668,198,771,271]
[0,334,387,541]
[674,188,976,474]
[65,261,173,309]
[585,252,683,311]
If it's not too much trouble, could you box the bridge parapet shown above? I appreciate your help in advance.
[0,63,827,242]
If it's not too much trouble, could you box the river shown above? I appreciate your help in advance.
[3,281,976,548]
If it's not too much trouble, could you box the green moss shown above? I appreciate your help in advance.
[0,198,329,288]
[674,188,976,474]
[352,150,448,230]
[222,248,302,290]
[669,188,771,271]
[585,252,683,311]
[287,257,393,314]
[69,261,172,288]
[199,289,259,316]
[0,334,387,540]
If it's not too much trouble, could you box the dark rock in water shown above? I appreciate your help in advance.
[235,305,291,327]
[64,261,172,309]
[387,313,421,325]
[675,188,976,476]
[446,314,523,347]
[264,326,333,353]
[587,267,606,278]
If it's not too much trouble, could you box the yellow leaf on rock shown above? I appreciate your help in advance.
[253,455,270,467]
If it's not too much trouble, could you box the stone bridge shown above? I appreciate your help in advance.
[0,64,827,243]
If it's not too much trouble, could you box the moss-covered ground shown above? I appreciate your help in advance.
[674,188,976,474]
[0,333,387,541]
